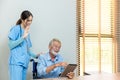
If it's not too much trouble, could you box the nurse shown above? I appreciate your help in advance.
[8,10,39,80]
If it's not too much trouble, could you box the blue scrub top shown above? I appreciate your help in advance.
[8,25,32,68]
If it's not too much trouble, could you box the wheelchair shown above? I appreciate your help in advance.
[30,59,41,79]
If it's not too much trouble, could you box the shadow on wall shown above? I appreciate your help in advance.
[27,62,33,80]
[0,38,9,80]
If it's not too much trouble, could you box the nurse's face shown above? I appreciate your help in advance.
[22,15,33,28]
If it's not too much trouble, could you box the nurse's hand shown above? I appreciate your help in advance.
[36,52,43,58]
[22,26,29,38]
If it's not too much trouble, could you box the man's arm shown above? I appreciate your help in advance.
[37,56,48,76]
[46,62,67,73]
[37,56,67,76]
[45,64,56,73]
[37,56,58,75]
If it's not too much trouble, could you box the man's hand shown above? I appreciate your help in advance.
[55,62,68,68]
[60,62,68,68]
[66,72,74,79]
[46,62,67,73]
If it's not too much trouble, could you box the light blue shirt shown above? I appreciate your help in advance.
[37,52,64,78]
[8,25,36,68]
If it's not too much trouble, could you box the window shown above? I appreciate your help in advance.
[76,0,117,75]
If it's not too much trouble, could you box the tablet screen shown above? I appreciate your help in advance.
[60,64,77,77]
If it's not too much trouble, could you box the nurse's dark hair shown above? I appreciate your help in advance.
[16,10,33,25]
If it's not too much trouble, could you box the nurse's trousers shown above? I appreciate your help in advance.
[9,65,27,80]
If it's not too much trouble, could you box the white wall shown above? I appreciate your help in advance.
[0,0,76,80]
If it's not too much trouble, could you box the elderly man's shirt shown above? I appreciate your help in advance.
[37,52,64,78]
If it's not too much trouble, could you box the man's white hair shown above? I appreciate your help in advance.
[49,38,61,46]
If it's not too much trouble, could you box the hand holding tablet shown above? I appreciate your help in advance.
[60,64,77,78]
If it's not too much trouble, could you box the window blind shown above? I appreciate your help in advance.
[76,0,116,75]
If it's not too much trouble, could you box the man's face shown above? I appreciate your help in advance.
[50,41,61,55]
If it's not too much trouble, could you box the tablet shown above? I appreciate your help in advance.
[60,64,77,77]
